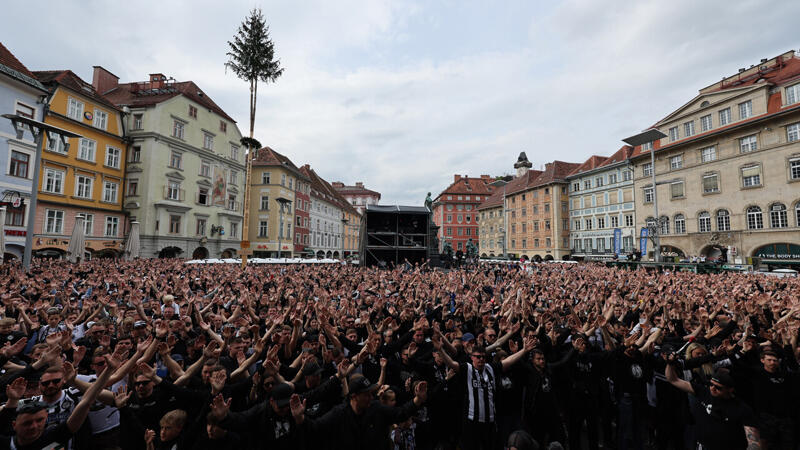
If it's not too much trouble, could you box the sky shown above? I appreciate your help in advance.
[3,0,799,205]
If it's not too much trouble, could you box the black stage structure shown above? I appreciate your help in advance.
[360,205,438,267]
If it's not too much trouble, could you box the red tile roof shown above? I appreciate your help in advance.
[300,165,360,216]
[252,146,308,180]
[568,155,607,176]
[504,169,542,196]
[0,42,44,91]
[333,184,381,198]
[434,175,495,201]
[568,146,634,176]
[476,186,505,210]
[102,79,235,122]
[33,70,119,111]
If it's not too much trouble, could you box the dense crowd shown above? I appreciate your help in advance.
[0,258,798,450]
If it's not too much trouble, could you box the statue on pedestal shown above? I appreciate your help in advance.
[424,192,433,211]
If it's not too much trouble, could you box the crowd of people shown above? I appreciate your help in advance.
[0,257,798,450]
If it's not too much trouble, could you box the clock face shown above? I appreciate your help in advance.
[84,111,93,121]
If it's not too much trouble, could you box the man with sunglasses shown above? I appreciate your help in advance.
[666,355,761,450]
[20,365,83,449]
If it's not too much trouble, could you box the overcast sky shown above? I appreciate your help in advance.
[3,0,799,205]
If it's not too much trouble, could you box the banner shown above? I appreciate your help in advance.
[639,227,648,256]
[613,228,622,255]
[212,165,227,206]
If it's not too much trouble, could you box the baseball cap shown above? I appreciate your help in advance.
[171,354,184,362]
[133,320,147,329]
[711,369,735,388]
[16,400,48,415]
[270,383,294,407]
[348,375,378,396]
[461,333,475,342]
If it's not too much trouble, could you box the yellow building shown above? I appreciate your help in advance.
[32,70,126,258]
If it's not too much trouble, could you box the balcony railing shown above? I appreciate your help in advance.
[163,185,185,201]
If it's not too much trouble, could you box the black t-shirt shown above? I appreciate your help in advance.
[689,381,757,450]
[0,422,73,450]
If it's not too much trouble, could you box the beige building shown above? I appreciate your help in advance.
[630,50,800,266]
[477,188,504,257]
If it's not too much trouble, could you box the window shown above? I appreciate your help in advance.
[670,181,684,199]
[170,152,182,169]
[684,121,695,137]
[203,133,214,150]
[75,175,93,199]
[197,188,209,205]
[611,216,619,227]
[258,221,269,237]
[9,151,29,178]
[231,146,239,161]
[47,135,67,154]
[45,210,64,234]
[669,126,679,142]
[200,161,210,177]
[129,146,141,162]
[703,174,719,193]
[260,195,269,210]
[719,108,731,126]
[229,170,237,185]
[82,214,93,236]
[533,221,539,231]
[78,139,96,161]
[446,214,452,223]
[717,210,730,231]
[172,120,185,139]
[220,121,227,133]
[167,181,181,201]
[738,100,752,119]
[747,206,763,229]
[737,135,757,153]
[597,217,605,229]
[796,203,800,227]
[700,146,717,162]
[791,158,800,180]
[105,147,121,169]
[196,218,206,236]
[262,172,271,184]
[227,194,237,211]
[595,176,604,187]
[127,179,138,196]
[700,114,712,132]
[43,168,64,193]
[674,214,686,233]
[105,216,119,237]
[698,212,711,232]
[189,106,197,118]
[67,98,84,120]
[281,174,286,186]
[585,219,593,230]
[609,173,617,184]
[642,163,652,177]
[521,239,527,248]
[625,215,634,227]
[466,215,471,223]
[642,141,653,151]
[545,220,551,230]
[169,215,181,234]
[574,219,581,230]
[622,170,632,181]
[660,216,670,235]
[584,180,591,190]
[770,203,788,228]
[133,114,143,130]
[15,101,34,119]
[572,182,580,192]
[521,207,526,217]
[784,83,800,105]
[103,181,118,203]
[93,109,108,130]
[544,203,550,212]
[545,237,551,248]
[643,186,654,203]
[741,165,761,187]
[670,155,683,170]
[596,238,605,252]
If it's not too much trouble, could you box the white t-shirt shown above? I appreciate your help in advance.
[74,374,126,434]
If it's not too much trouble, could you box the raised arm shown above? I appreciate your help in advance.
[501,336,535,372]
[664,355,693,394]
[67,353,118,433]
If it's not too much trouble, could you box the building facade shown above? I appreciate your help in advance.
[476,188,504,257]
[247,147,306,258]
[102,70,245,259]
[32,69,127,259]
[294,177,310,256]
[331,181,381,214]
[567,146,636,260]
[0,43,47,260]
[630,50,800,265]
[432,174,495,253]
[301,165,349,259]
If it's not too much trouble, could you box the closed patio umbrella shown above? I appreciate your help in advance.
[123,221,140,260]
[66,214,86,263]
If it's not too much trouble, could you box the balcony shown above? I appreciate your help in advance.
[163,185,185,202]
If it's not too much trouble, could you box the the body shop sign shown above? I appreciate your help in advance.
[754,243,800,260]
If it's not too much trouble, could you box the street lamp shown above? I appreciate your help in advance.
[276,197,292,259]
[623,128,668,262]
[2,114,82,271]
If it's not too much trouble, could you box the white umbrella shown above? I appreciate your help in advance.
[0,208,5,263]
[123,221,140,260]
[66,214,86,263]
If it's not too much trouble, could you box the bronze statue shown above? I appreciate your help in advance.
[424,192,433,210]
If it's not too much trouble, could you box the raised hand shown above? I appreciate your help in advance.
[1,337,27,358]
[6,376,27,401]
[414,380,428,403]
[209,393,231,420]
[289,393,306,419]
[114,385,132,408]
[62,361,77,383]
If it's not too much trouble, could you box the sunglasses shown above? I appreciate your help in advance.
[40,378,62,386]
[134,381,151,387]
[709,383,728,391]
[471,354,486,360]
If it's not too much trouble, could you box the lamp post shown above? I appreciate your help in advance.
[2,115,82,271]
[276,197,291,259]
[623,128,668,262]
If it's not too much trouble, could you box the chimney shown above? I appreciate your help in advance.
[149,73,167,88]
[355,182,364,188]
[92,66,119,94]
[332,181,344,188]
[454,174,461,183]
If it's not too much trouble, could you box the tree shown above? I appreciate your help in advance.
[226,8,284,142]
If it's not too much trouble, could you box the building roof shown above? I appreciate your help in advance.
[568,155,607,176]
[252,146,308,180]
[102,79,235,122]
[504,169,543,196]
[300,165,361,217]
[0,42,45,92]
[476,187,504,211]
[567,145,634,177]
[366,205,429,214]
[532,160,580,187]
[332,183,381,198]
[433,175,495,201]
[33,70,119,111]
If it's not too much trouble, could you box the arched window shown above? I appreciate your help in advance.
[770,203,788,228]
[716,210,730,231]
[746,206,763,229]
[698,211,711,233]
[659,216,669,235]
[674,214,686,234]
